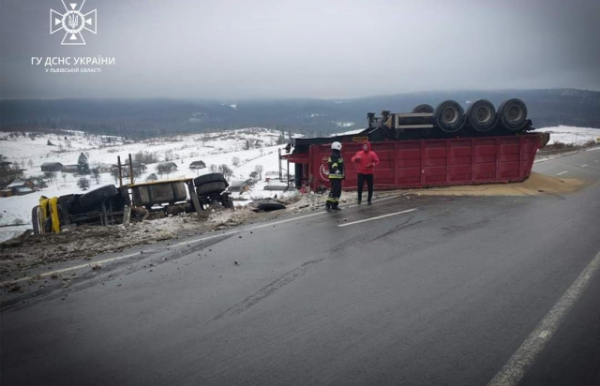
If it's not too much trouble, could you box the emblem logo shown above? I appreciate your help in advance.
[50,0,97,45]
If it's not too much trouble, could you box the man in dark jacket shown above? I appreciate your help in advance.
[326,141,344,212]
[351,141,380,205]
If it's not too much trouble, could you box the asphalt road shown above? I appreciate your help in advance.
[2,148,600,386]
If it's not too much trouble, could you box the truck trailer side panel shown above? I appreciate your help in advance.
[305,133,541,191]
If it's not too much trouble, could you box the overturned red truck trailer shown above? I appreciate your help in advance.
[284,99,549,191]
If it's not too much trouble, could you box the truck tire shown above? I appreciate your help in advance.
[256,201,286,212]
[435,100,465,133]
[498,98,527,131]
[196,181,228,196]
[58,194,87,215]
[466,99,496,132]
[78,185,119,208]
[412,104,434,113]
[193,173,228,187]
[32,206,40,235]
[223,196,235,209]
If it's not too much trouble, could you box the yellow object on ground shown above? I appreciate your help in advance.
[38,196,61,234]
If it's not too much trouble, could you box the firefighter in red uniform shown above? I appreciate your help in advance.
[351,141,380,205]
[326,141,344,212]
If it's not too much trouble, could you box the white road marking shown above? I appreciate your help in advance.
[1,195,404,287]
[487,250,600,386]
[338,208,418,227]
[581,164,588,168]
[556,171,568,176]
[170,232,237,248]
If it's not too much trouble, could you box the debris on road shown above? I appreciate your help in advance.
[403,172,584,197]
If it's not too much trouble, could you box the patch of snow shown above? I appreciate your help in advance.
[333,121,355,128]
[330,128,365,137]
[534,126,600,145]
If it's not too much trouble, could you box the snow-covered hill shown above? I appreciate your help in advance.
[533,125,600,146]
[0,128,294,241]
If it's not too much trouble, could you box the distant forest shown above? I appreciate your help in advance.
[1,89,599,139]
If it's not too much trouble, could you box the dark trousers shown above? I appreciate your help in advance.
[326,179,342,208]
[357,173,374,203]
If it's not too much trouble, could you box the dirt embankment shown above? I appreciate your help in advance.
[0,207,279,275]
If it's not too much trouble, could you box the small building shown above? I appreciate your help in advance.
[62,164,79,173]
[7,179,34,190]
[12,186,34,196]
[189,160,206,170]
[6,180,35,196]
[97,163,117,173]
[157,162,178,172]
[0,189,13,198]
[265,171,279,181]
[41,162,63,172]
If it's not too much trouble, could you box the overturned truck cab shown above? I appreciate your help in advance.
[31,173,234,235]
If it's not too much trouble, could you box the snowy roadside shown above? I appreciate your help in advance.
[0,203,301,278]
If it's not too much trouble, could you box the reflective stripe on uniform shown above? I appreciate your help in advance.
[329,175,343,179]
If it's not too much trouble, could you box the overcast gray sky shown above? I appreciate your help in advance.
[1,0,599,100]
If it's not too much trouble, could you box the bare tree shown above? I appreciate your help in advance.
[219,164,233,178]
[91,168,101,185]
[44,171,56,184]
[110,168,119,184]
[255,165,264,179]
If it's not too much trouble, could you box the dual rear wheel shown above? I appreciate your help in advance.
[413,98,528,134]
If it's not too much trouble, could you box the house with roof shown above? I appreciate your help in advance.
[6,179,35,196]
[189,160,206,170]
[61,164,79,173]
[41,162,63,172]
[156,162,178,173]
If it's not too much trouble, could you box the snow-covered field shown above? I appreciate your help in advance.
[0,128,296,241]
[534,125,600,145]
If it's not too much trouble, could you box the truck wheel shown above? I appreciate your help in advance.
[79,185,119,208]
[193,173,227,187]
[223,196,234,209]
[435,100,465,133]
[467,99,496,132]
[412,104,434,113]
[196,181,228,196]
[256,201,286,212]
[31,206,40,235]
[498,98,527,131]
